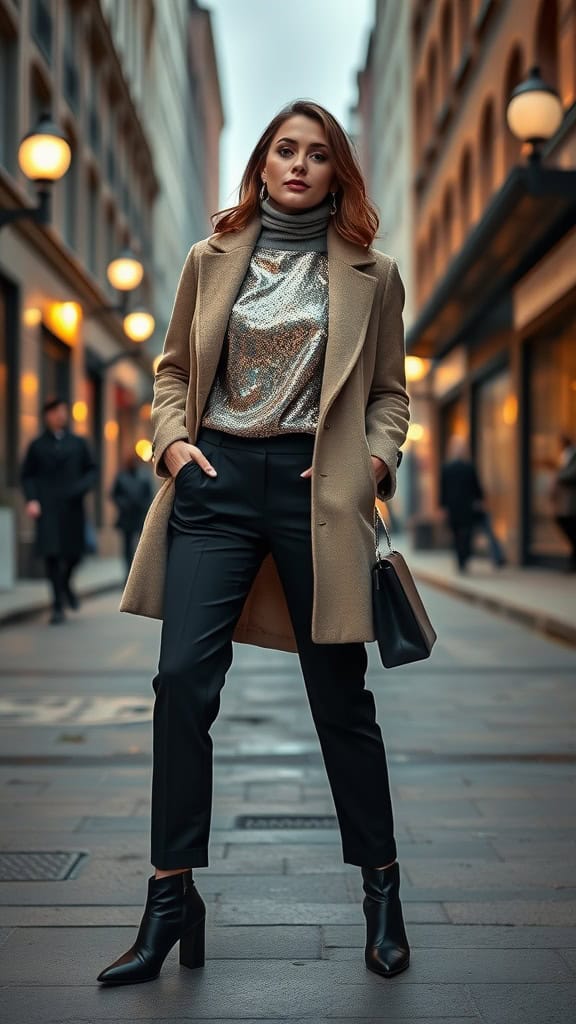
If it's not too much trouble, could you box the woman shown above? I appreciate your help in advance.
[98,100,411,986]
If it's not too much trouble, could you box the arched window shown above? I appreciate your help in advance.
[440,2,453,97]
[534,0,558,89]
[458,0,471,58]
[503,45,525,170]
[427,42,438,129]
[429,216,439,284]
[479,100,495,206]
[442,185,454,260]
[459,146,472,235]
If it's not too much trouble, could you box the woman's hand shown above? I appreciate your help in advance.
[25,500,42,518]
[164,440,217,478]
[371,455,390,489]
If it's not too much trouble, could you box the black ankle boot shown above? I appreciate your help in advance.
[361,861,410,978]
[97,869,205,985]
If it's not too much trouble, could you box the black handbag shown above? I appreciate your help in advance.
[371,507,437,668]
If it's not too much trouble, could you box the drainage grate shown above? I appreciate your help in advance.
[0,851,87,881]
[235,815,338,830]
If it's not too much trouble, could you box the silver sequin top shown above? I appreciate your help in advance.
[200,246,329,436]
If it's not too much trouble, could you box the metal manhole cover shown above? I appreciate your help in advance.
[0,851,88,880]
[235,815,338,829]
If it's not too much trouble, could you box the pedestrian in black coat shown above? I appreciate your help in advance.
[440,436,484,572]
[110,455,153,579]
[20,397,98,623]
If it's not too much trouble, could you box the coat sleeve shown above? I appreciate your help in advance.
[67,439,98,498]
[150,244,199,478]
[365,258,410,501]
[20,441,39,501]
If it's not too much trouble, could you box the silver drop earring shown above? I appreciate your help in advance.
[260,182,268,201]
[330,191,337,215]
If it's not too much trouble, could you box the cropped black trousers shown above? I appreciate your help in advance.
[150,425,398,870]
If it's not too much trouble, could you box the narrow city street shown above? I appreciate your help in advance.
[0,585,575,1022]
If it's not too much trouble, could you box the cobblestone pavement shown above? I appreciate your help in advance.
[0,586,575,1023]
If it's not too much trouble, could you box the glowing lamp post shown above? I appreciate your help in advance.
[0,114,71,229]
[506,66,564,162]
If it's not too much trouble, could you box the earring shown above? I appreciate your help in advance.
[260,182,268,201]
[330,191,337,215]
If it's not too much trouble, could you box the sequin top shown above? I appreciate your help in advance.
[200,246,329,436]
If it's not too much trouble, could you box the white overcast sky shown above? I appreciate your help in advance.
[203,0,375,207]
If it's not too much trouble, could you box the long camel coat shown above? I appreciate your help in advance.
[119,215,410,653]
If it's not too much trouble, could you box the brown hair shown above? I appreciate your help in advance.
[211,100,379,248]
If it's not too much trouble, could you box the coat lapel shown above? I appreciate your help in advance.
[194,214,378,427]
[320,222,377,423]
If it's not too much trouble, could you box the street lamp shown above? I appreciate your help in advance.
[506,65,564,162]
[107,248,145,292]
[86,249,155,348]
[0,113,71,230]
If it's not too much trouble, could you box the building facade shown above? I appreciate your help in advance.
[0,0,222,582]
[407,0,576,566]
[354,0,419,522]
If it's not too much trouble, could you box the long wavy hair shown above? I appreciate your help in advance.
[211,100,379,248]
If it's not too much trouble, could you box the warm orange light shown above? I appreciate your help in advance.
[139,403,152,420]
[135,438,153,462]
[405,356,430,382]
[45,301,82,344]
[123,309,155,342]
[407,422,425,441]
[502,395,518,425]
[72,400,88,423]
[21,373,39,397]
[104,419,119,441]
[23,307,42,326]
[153,354,162,375]
[18,115,72,182]
[107,251,144,291]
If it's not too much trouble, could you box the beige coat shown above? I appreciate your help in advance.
[119,215,409,653]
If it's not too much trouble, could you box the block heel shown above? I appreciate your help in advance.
[179,915,206,968]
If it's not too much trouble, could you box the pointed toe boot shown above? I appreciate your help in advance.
[361,861,410,978]
[97,869,205,986]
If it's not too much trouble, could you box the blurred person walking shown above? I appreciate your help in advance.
[110,454,153,580]
[440,436,486,572]
[97,100,411,987]
[550,434,576,572]
[20,397,98,623]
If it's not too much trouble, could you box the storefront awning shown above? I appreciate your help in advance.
[406,165,576,357]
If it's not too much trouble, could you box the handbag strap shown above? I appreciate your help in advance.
[373,505,394,563]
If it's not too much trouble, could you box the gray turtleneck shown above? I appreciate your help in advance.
[200,197,331,437]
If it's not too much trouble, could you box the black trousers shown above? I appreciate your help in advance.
[449,520,473,570]
[45,555,80,611]
[150,426,398,870]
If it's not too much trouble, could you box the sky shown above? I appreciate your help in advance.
[203,0,375,207]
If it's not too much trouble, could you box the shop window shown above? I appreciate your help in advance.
[474,365,515,551]
[41,326,71,408]
[528,326,576,560]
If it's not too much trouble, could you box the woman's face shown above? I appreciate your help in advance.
[261,115,338,213]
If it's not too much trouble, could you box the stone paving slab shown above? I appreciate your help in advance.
[0,969,479,1020]
[209,900,449,925]
[322,923,576,949]
[444,902,576,926]
[468,983,576,1023]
